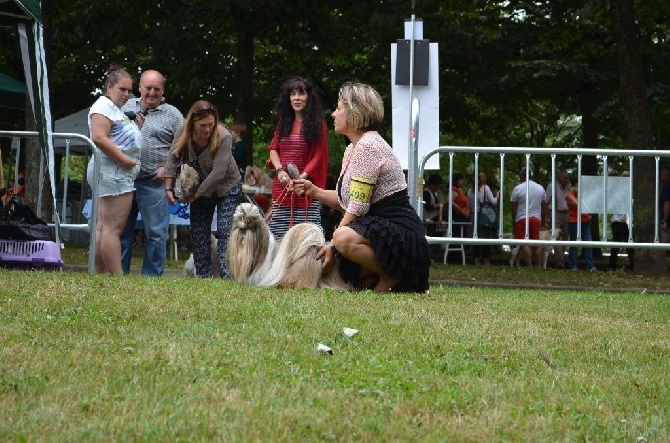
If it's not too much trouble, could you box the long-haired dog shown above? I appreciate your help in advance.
[244,165,273,192]
[227,203,350,290]
[227,203,276,284]
[254,223,351,290]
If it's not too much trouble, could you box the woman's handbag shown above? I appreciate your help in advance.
[477,191,497,229]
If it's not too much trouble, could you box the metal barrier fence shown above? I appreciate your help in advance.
[0,130,99,273]
[417,146,670,253]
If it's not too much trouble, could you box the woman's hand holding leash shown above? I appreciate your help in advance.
[292,178,314,196]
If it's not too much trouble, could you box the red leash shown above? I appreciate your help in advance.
[265,182,312,228]
[265,182,291,225]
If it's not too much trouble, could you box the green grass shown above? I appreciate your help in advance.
[59,241,189,271]
[1,270,668,441]
[59,241,670,292]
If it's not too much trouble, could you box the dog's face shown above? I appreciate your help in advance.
[244,166,260,186]
[244,166,273,190]
[233,202,264,230]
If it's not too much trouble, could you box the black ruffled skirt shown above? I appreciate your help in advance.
[337,190,430,293]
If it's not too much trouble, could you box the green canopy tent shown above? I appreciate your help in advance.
[0,0,57,229]
[0,72,26,112]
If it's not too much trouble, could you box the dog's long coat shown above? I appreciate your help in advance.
[227,203,350,290]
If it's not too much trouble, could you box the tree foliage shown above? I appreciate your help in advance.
[2,0,669,271]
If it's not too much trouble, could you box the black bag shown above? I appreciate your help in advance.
[0,195,52,241]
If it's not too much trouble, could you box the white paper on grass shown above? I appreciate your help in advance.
[343,327,359,337]
[317,343,333,355]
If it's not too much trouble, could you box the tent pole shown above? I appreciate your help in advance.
[12,137,20,192]
[62,140,70,222]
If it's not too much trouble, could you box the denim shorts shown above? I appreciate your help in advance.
[87,145,141,197]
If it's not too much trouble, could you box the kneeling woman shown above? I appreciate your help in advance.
[293,82,430,292]
[164,100,242,278]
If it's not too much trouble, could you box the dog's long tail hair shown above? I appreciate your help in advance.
[227,203,275,283]
[254,223,351,290]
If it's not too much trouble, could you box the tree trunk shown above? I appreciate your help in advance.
[612,0,664,274]
[579,81,602,257]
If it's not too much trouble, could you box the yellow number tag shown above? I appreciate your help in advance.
[349,177,373,203]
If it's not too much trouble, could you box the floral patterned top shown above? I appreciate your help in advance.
[337,131,407,216]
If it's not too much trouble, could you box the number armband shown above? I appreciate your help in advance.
[349,177,373,203]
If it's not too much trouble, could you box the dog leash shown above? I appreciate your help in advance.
[288,192,312,228]
[265,182,312,228]
[265,182,292,225]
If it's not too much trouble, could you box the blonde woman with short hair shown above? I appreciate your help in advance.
[293,82,430,292]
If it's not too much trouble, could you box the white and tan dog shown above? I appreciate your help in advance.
[227,202,350,290]
[183,234,219,277]
[509,228,562,269]
[226,202,276,284]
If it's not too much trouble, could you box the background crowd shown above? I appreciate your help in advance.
[423,167,638,271]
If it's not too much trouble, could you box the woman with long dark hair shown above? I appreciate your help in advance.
[266,76,329,241]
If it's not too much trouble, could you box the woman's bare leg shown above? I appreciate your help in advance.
[94,202,105,273]
[333,226,398,292]
[96,193,134,274]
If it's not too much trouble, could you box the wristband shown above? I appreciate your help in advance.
[276,167,285,174]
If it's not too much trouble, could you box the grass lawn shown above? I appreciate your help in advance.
[59,241,670,292]
[1,266,668,441]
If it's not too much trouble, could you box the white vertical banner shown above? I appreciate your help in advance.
[391,42,440,171]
